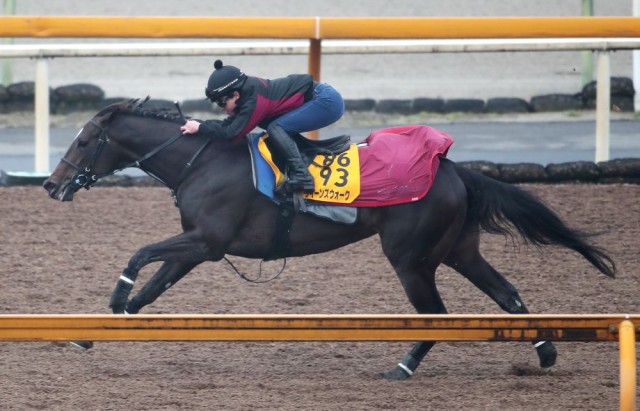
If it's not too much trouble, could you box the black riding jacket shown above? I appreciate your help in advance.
[197,74,316,142]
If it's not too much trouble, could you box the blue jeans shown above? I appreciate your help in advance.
[269,82,345,134]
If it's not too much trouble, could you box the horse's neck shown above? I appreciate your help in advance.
[113,118,248,189]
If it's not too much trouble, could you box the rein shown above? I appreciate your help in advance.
[62,118,209,195]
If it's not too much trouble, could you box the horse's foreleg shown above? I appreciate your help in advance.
[444,238,557,369]
[110,232,213,313]
[125,261,200,314]
[72,240,209,351]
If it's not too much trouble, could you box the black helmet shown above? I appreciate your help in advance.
[204,60,247,102]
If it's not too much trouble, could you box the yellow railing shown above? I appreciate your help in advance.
[0,314,636,410]
[0,313,635,341]
[1,16,640,80]
[1,16,640,39]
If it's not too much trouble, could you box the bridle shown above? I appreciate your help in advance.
[61,119,113,191]
[60,117,211,197]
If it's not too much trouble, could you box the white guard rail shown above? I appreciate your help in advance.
[1,38,640,173]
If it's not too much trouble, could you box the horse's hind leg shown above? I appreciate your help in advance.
[443,229,557,368]
[372,165,472,380]
[381,266,445,380]
[376,208,461,380]
[125,261,201,314]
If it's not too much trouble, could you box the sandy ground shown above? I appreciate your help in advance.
[0,183,638,410]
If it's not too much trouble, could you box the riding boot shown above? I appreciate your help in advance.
[268,125,315,195]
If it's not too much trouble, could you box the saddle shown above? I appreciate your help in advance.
[291,132,352,159]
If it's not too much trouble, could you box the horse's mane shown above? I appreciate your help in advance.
[97,97,186,125]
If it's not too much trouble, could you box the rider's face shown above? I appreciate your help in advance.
[219,91,240,116]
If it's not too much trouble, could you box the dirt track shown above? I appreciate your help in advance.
[0,183,639,410]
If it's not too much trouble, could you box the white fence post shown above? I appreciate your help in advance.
[595,51,610,163]
[35,58,50,173]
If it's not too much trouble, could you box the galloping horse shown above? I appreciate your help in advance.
[43,99,615,380]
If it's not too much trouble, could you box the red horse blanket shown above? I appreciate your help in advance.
[349,125,453,207]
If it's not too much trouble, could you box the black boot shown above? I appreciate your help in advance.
[268,125,315,195]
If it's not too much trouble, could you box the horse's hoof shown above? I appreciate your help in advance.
[540,365,556,374]
[536,341,557,368]
[69,341,94,350]
[381,365,413,380]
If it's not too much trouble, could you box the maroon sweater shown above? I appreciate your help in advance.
[197,74,315,142]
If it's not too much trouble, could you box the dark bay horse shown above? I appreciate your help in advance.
[43,99,616,380]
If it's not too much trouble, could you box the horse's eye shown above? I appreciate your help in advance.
[77,139,89,147]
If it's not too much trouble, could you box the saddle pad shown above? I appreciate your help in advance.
[250,133,361,204]
[303,145,361,204]
[247,133,358,224]
[248,133,282,200]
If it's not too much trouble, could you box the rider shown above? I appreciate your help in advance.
[180,59,345,195]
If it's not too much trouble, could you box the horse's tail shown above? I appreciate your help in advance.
[449,159,616,278]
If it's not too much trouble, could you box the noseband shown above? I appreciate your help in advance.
[61,119,110,190]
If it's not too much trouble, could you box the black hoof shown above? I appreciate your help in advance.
[536,342,557,368]
[381,365,413,380]
[69,341,94,350]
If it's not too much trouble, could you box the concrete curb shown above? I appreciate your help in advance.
[5,158,638,187]
[459,158,640,184]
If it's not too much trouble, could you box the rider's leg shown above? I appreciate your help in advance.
[267,83,345,194]
[267,123,315,194]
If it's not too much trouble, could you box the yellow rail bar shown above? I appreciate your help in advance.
[0,314,637,342]
[319,17,640,39]
[0,16,639,39]
[1,314,636,409]
[0,16,317,39]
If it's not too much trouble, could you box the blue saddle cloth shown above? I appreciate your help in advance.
[247,132,279,200]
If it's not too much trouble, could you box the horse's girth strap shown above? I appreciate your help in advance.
[264,203,295,261]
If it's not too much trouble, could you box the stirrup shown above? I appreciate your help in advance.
[274,179,315,195]
[273,185,309,213]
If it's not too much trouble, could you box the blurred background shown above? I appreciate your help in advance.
[2,0,634,102]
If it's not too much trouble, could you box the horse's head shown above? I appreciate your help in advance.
[43,101,130,201]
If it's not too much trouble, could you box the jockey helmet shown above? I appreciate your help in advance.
[205,60,247,102]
